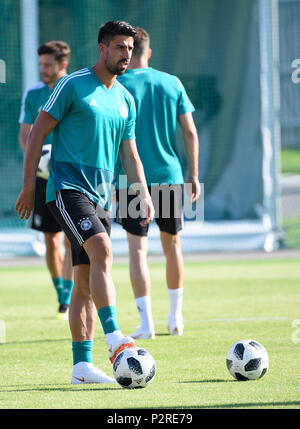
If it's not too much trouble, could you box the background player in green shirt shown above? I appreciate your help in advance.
[18,41,73,320]
[15,21,154,384]
[116,28,200,339]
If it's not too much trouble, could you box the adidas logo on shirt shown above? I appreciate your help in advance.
[89,99,98,107]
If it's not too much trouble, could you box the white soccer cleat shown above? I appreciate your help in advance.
[130,326,155,340]
[167,319,184,336]
[71,362,116,384]
[108,336,135,364]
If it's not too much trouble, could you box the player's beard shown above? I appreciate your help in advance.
[41,73,57,86]
[104,55,128,76]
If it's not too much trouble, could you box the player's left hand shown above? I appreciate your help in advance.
[15,186,35,220]
[185,176,201,203]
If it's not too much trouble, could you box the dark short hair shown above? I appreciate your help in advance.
[37,41,71,63]
[98,20,137,45]
[132,27,150,58]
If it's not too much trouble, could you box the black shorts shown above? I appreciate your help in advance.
[115,184,183,237]
[29,177,62,233]
[47,189,111,266]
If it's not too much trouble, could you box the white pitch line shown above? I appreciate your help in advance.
[155,316,288,324]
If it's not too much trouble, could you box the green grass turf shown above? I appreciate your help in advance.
[0,259,300,410]
[281,148,300,175]
[282,216,300,249]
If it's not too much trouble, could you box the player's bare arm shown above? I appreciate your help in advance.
[178,112,201,202]
[15,111,58,220]
[119,138,154,226]
[18,123,31,151]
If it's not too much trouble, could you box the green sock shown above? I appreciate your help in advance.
[60,279,74,305]
[52,277,63,302]
[72,340,93,365]
[98,306,119,335]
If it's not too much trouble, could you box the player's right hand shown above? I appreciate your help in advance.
[15,187,35,220]
[185,176,201,203]
[139,196,155,227]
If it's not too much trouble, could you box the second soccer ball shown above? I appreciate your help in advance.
[37,144,51,180]
[226,339,269,381]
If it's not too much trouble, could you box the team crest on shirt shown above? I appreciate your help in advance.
[119,103,128,118]
[78,217,92,231]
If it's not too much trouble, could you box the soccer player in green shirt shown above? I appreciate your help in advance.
[15,21,154,384]
[18,41,74,320]
[115,28,200,339]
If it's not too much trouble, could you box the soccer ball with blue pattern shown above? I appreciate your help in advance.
[113,347,156,388]
[226,339,269,381]
[37,144,51,180]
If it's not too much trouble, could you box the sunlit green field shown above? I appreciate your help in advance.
[281,148,300,175]
[0,258,300,410]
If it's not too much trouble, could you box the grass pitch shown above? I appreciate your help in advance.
[0,258,300,410]
[281,147,300,175]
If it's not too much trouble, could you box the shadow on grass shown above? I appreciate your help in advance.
[0,338,70,346]
[179,379,234,383]
[0,383,121,393]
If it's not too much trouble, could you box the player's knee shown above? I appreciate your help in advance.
[96,244,112,267]
[161,232,180,254]
[44,232,61,253]
[86,235,112,268]
[128,234,148,255]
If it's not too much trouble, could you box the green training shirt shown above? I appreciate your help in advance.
[116,67,195,188]
[43,67,136,210]
[19,81,53,146]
